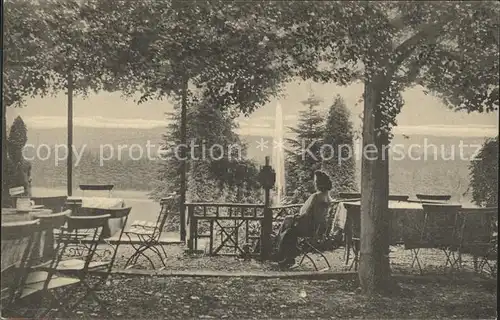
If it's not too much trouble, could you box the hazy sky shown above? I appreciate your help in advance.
[8,79,498,137]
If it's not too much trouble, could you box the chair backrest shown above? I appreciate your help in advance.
[79,184,114,197]
[416,194,451,202]
[421,204,462,246]
[31,210,71,231]
[308,200,339,240]
[325,200,339,228]
[389,195,409,201]
[65,214,111,231]
[1,220,41,242]
[31,196,68,213]
[1,220,40,307]
[89,206,132,220]
[343,203,361,239]
[156,196,178,235]
[339,192,361,200]
[460,207,498,247]
[79,184,114,191]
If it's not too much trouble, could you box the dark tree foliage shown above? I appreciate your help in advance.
[285,92,324,201]
[149,98,261,203]
[322,95,357,196]
[469,136,498,207]
[5,116,32,198]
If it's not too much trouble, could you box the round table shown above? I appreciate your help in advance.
[1,207,54,269]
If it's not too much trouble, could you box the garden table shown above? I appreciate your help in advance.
[1,208,53,270]
[67,196,126,238]
[332,200,478,246]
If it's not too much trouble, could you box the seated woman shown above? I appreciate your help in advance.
[275,170,333,267]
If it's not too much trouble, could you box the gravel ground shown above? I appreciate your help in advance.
[76,275,496,319]
[9,244,496,319]
[104,243,495,276]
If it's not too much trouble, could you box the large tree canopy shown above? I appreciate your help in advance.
[5,1,498,114]
[277,1,499,118]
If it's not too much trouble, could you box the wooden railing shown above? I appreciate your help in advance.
[186,202,304,258]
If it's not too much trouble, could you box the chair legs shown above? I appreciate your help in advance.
[293,240,331,272]
[346,240,359,271]
[476,251,497,278]
[443,248,462,272]
[410,248,424,274]
[123,234,167,270]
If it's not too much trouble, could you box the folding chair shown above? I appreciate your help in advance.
[100,207,133,274]
[411,204,462,274]
[292,202,339,271]
[124,195,177,269]
[1,220,40,318]
[343,203,361,271]
[15,210,81,319]
[458,207,498,277]
[53,214,113,317]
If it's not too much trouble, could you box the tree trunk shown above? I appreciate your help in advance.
[179,79,188,242]
[2,100,8,206]
[67,72,74,196]
[359,81,391,295]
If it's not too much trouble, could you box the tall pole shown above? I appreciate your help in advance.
[1,9,7,206]
[67,72,73,196]
[179,78,188,242]
[260,156,275,260]
[1,80,7,205]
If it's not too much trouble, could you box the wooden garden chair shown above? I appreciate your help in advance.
[1,220,41,318]
[409,204,463,274]
[53,214,114,317]
[458,207,498,277]
[15,210,81,319]
[292,202,339,271]
[343,203,361,271]
[123,195,177,270]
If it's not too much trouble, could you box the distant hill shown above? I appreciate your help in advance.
[26,126,491,160]
[26,125,493,202]
[27,126,166,151]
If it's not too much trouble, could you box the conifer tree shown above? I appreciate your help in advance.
[6,116,32,197]
[286,91,325,201]
[322,95,357,196]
